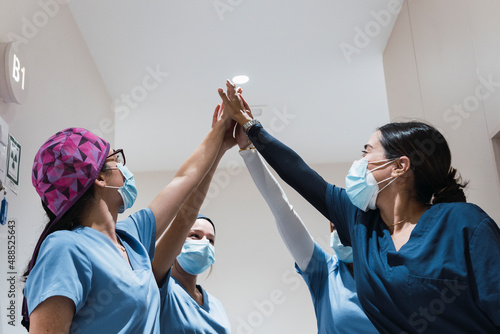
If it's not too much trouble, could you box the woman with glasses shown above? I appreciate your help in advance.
[22,105,232,333]
[219,81,500,333]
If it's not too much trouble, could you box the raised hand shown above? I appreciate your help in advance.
[211,104,221,128]
[211,104,237,151]
[218,80,253,126]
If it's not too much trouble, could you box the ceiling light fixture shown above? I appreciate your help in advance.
[232,75,249,84]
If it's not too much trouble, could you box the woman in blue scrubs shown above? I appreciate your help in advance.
[239,142,378,333]
[152,115,233,333]
[155,215,231,333]
[219,81,500,333]
[23,104,232,333]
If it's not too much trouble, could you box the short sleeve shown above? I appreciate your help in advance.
[296,242,337,298]
[158,268,173,303]
[469,218,500,325]
[117,208,156,259]
[24,232,92,315]
[325,184,358,246]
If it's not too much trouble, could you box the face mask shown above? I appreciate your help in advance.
[345,158,398,211]
[105,163,138,213]
[177,239,215,275]
[330,230,353,263]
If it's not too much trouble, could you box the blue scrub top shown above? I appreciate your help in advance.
[159,270,231,333]
[296,242,378,334]
[25,208,161,333]
[326,184,500,333]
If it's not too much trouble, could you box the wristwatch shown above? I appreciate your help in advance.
[243,119,261,134]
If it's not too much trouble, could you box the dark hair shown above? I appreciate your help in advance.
[377,121,467,205]
[197,214,216,235]
[21,163,110,330]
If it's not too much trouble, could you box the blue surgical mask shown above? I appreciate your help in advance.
[177,239,215,275]
[345,158,398,211]
[330,230,353,263]
[105,163,138,213]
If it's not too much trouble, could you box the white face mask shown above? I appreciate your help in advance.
[345,158,398,211]
[176,239,215,275]
[330,230,353,263]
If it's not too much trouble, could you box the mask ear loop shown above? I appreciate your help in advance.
[103,164,127,188]
[377,176,398,193]
[368,158,399,172]
[367,158,392,165]
[367,158,400,193]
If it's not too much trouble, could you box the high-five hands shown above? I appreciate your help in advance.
[217,80,257,150]
[218,80,253,126]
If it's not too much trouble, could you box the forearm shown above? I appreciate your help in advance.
[247,124,332,221]
[149,122,226,238]
[240,149,314,270]
[174,123,227,181]
[152,147,226,283]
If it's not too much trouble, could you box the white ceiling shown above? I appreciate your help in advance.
[68,0,398,172]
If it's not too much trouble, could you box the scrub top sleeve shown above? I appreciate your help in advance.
[247,124,331,220]
[25,233,92,315]
[117,208,157,259]
[469,217,500,325]
[295,243,337,298]
[158,267,173,301]
[325,185,356,246]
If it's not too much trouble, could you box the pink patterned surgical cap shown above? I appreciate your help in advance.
[32,127,110,221]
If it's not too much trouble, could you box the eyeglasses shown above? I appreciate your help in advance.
[107,149,126,166]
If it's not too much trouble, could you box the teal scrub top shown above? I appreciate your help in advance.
[25,208,161,333]
[296,242,378,334]
[327,185,500,333]
[159,270,231,333]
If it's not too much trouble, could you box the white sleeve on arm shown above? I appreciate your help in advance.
[240,149,315,271]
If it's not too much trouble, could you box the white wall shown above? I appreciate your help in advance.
[126,159,352,334]
[0,1,113,332]
[383,0,500,222]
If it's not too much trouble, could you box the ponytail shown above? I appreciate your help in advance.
[431,168,467,204]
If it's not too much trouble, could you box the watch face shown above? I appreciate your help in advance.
[0,42,28,104]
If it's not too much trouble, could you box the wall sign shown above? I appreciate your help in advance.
[6,135,20,188]
[0,42,28,104]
